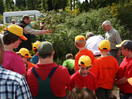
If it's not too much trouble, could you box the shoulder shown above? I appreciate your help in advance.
[0,67,25,84]
[71,71,79,78]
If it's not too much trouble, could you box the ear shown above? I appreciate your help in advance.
[51,51,55,57]
[75,42,79,49]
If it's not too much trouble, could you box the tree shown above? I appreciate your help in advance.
[0,0,4,14]
[16,0,26,10]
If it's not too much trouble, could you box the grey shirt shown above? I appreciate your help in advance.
[24,26,42,35]
[105,28,122,49]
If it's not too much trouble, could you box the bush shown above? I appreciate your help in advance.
[35,8,131,64]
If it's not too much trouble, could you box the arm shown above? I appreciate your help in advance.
[115,77,127,85]
[24,26,53,35]
[16,76,32,99]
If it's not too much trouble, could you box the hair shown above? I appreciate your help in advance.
[22,15,30,20]
[102,20,111,26]
[75,40,86,48]
[38,53,52,59]
[86,32,94,39]
[66,53,73,59]
[68,87,96,99]
[122,40,132,51]
[3,31,19,45]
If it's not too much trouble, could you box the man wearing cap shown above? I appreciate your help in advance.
[27,41,70,98]
[74,35,95,72]
[85,32,104,59]
[18,48,34,71]
[90,40,119,99]
[2,24,27,76]
[102,20,122,64]
[18,15,53,51]
[0,34,32,99]
[30,41,41,64]
[115,40,132,99]
[69,55,97,94]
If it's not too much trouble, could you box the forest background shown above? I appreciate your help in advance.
[0,0,132,64]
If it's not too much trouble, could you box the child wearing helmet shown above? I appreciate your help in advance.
[90,40,119,99]
[74,35,95,72]
[18,48,34,71]
[30,41,40,64]
[68,55,97,94]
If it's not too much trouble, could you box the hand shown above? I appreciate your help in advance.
[41,29,53,34]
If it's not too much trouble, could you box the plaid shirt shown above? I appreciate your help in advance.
[0,65,32,99]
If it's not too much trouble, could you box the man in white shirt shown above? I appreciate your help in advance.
[85,32,104,59]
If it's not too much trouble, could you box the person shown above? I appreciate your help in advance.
[85,32,104,59]
[102,20,122,64]
[69,55,97,94]
[68,87,96,99]
[90,40,119,99]
[0,35,32,99]
[62,53,75,75]
[2,24,26,76]
[27,41,70,98]
[30,41,41,64]
[115,40,132,99]
[74,35,95,72]
[11,19,15,24]
[18,15,53,51]
[18,48,35,71]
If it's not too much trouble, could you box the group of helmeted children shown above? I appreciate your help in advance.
[63,34,132,99]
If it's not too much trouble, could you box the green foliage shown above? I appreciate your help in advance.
[110,2,132,39]
[34,7,130,64]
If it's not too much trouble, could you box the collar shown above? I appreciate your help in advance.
[79,70,89,77]
[108,28,113,33]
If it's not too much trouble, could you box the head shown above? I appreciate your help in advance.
[68,87,96,99]
[38,41,54,59]
[102,20,112,31]
[116,40,132,57]
[0,35,4,64]
[18,48,31,59]
[99,40,111,53]
[75,35,86,49]
[78,55,92,76]
[11,19,15,24]
[33,41,41,53]
[66,53,73,60]
[22,15,31,24]
[3,24,27,48]
[86,32,94,40]
[31,22,35,28]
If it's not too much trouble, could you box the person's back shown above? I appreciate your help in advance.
[62,53,75,75]
[27,41,70,98]
[2,24,27,75]
[85,32,104,57]
[74,35,95,72]
[30,41,40,64]
[90,40,119,99]
[0,66,32,99]
[0,36,32,99]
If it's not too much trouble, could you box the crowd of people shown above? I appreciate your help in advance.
[0,16,132,99]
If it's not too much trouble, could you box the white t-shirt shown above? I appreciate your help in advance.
[85,35,104,55]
